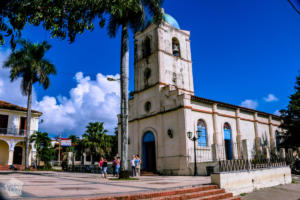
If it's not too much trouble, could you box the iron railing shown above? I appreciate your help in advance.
[0,128,32,136]
[188,147,213,163]
[218,157,286,172]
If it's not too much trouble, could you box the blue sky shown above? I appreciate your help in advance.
[1,0,300,137]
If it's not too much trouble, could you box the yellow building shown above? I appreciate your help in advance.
[0,100,42,168]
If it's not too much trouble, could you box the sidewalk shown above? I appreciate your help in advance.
[0,171,210,199]
[241,175,300,200]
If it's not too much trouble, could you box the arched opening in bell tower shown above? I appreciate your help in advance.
[143,37,151,58]
[172,37,180,57]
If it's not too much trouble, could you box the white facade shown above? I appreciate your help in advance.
[0,101,41,166]
[118,14,282,175]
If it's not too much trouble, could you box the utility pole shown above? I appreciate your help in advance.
[58,133,61,165]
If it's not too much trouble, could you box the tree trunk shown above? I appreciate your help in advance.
[25,82,32,169]
[119,23,129,178]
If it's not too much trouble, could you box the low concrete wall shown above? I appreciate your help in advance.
[211,166,292,195]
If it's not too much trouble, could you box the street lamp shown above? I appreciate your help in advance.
[187,129,202,176]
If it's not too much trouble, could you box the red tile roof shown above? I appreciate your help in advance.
[0,100,42,115]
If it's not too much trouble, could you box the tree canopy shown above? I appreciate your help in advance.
[1,0,163,47]
[280,73,300,148]
[82,122,112,162]
[30,131,53,168]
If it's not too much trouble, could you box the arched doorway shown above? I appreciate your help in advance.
[142,131,156,172]
[224,123,233,160]
[13,146,23,165]
[0,140,9,164]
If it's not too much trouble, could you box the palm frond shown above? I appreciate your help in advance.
[4,39,56,95]
[107,15,120,38]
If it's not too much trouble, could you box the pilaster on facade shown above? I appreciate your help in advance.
[235,109,242,159]
[268,115,276,153]
[253,112,261,156]
[212,103,221,146]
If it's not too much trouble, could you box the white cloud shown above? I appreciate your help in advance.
[263,94,278,102]
[34,72,120,136]
[274,110,281,116]
[240,99,258,109]
[0,49,120,136]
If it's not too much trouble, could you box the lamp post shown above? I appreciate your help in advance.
[187,129,202,176]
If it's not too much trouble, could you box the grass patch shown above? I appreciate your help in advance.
[109,177,139,181]
[240,193,247,196]
[292,179,296,184]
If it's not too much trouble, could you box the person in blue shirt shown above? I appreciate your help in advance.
[135,155,141,177]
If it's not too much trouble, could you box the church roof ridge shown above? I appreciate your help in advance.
[191,95,280,119]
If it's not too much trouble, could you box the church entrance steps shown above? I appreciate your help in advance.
[0,164,25,170]
[90,185,240,200]
[0,165,9,170]
[141,171,157,176]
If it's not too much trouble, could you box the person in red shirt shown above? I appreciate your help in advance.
[99,157,104,178]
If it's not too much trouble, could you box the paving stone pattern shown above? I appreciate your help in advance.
[0,171,211,199]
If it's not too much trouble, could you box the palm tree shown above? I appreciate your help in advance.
[4,40,56,169]
[30,131,53,168]
[107,0,163,178]
[82,122,111,164]
[68,134,79,165]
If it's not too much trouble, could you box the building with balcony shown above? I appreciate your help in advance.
[0,100,42,167]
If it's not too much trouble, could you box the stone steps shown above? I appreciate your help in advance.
[140,171,157,176]
[142,188,225,200]
[0,165,9,170]
[0,164,25,170]
[190,193,234,200]
[90,185,240,200]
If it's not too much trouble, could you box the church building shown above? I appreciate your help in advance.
[118,12,282,175]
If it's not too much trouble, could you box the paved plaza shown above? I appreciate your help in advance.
[1,171,300,200]
[241,175,300,200]
[0,171,210,199]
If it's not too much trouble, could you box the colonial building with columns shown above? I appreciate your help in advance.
[0,100,42,167]
[118,12,282,175]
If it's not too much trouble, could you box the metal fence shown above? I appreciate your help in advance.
[0,128,28,136]
[218,157,286,172]
[187,147,213,163]
[216,143,288,173]
[187,143,242,163]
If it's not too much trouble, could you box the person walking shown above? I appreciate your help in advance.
[112,157,117,177]
[115,157,120,176]
[131,155,136,177]
[102,158,108,179]
[99,157,104,178]
[135,155,141,177]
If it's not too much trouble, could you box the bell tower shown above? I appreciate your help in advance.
[133,12,194,94]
